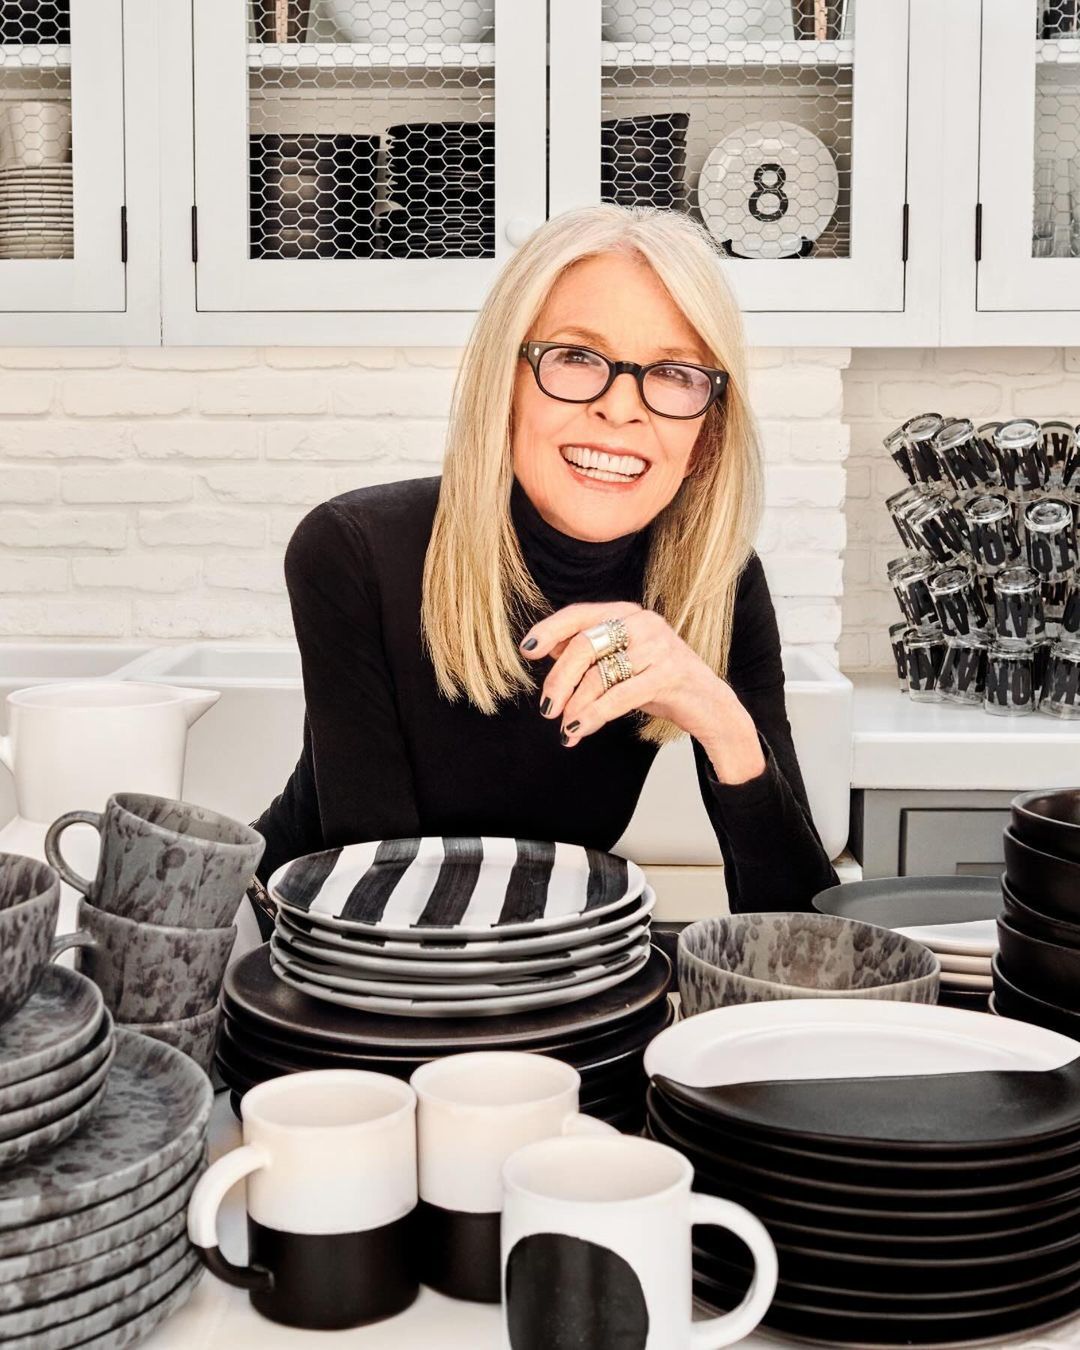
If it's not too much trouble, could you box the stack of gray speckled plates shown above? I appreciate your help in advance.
[0,966,113,1168]
[0,1027,212,1348]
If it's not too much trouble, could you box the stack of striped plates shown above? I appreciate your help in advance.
[265,837,656,1019]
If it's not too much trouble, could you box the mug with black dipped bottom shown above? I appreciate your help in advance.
[187,1069,418,1329]
[500,1134,778,1349]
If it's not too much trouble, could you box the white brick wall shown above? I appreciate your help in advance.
[0,346,851,658]
[841,348,1078,672]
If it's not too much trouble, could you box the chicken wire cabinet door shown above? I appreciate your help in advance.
[0,0,125,311]
[549,0,908,313]
[978,0,1080,311]
[191,0,545,312]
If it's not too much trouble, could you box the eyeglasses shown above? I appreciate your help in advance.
[519,340,729,421]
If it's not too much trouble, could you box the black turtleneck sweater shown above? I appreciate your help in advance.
[250,474,839,915]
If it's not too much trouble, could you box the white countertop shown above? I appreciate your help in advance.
[140,1091,1080,1350]
[850,673,1080,791]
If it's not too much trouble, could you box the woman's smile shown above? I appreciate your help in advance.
[559,444,652,491]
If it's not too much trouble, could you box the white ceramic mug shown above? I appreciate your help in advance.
[410,1051,614,1303]
[500,1134,778,1349]
[187,1070,418,1330]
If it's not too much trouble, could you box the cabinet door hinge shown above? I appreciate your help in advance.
[191,204,198,264]
[120,205,127,264]
[975,203,982,263]
[901,202,909,263]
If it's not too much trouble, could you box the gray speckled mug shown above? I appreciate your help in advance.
[75,898,236,1023]
[0,854,92,1026]
[45,791,265,930]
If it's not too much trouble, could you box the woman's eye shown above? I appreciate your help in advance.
[656,365,692,385]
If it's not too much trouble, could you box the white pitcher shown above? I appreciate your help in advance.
[0,681,219,823]
[0,681,221,955]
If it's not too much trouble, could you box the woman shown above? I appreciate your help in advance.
[248,203,839,934]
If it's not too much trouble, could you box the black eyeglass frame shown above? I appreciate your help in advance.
[518,340,729,420]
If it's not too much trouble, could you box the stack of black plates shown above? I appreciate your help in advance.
[996,789,1080,1037]
[601,112,689,211]
[380,121,494,259]
[814,876,998,1011]
[218,942,672,1134]
[645,999,1080,1347]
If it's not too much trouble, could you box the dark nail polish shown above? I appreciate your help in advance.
[566,721,580,733]
[540,696,551,716]
[521,637,538,651]
[560,730,569,745]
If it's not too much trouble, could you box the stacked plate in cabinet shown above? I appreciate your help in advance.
[0,1027,212,1348]
[995,789,1080,1036]
[814,876,998,1011]
[218,940,673,1134]
[0,165,72,259]
[644,999,1080,1348]
[0,966,114,1168]
[266,836,655,1019]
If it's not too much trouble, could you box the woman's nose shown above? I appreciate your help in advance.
[591,369,647,422]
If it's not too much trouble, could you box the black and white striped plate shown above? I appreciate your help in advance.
[269,932,652,1001]
[267,837,646,939]
[269,946,652,1018]
[273,911,650,979]
[278,888,655,958]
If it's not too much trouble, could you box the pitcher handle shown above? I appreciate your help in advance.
[44,811,102,895]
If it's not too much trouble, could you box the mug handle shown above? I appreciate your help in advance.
[50,929,94,961]
[688,1194,778,1350]
[43,811,102,895]
[187,1144,274,1293]
[561,1112,618,1138]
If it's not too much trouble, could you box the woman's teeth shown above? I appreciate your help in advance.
[560,446,646,482]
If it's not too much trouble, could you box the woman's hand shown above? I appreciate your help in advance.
[519,602,767,785]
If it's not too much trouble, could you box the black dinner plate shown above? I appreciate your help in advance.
[650,1049,1080,1152]
[692,1240,1080,1314]
[812,874,1002,930]
[691,1264,1080,1349]
[648,1082,1080,1186]
[224,942,671,1053]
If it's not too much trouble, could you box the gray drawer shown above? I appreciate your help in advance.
[900,808,1009,878]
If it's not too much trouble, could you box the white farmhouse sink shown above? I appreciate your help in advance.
[613,646,853,865]
[0,643,155,828]
[118,640,852,862]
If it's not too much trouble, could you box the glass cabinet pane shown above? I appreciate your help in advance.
[1033,1,1080,260]
[0,0,73,261]
[598,0,855,261]
[247,0,495,262]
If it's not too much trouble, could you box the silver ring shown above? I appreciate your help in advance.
[584,617,630,660]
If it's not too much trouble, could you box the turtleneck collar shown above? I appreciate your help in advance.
[509,474,652,611]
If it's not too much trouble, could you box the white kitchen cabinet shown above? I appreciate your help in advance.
[551,0,906,315]
[0,0,161,343]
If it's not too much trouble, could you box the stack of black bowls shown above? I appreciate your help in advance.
[994,788,1080,1036]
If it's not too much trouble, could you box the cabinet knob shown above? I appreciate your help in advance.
[505,217,540,247]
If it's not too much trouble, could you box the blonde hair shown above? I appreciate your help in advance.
[420,203,765,747]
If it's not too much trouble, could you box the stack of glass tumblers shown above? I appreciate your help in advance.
[884,414,1080,719]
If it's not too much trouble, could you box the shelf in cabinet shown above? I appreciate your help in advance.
[600,38,854,69]
[0,43,71,70]
[248,41,494,73]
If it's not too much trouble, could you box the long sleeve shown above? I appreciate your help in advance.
[690,552,840,914]
[250,499,422,886]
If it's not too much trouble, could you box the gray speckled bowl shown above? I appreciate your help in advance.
[677,912,940,1018]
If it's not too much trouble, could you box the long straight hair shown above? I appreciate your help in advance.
[420,203,765,747]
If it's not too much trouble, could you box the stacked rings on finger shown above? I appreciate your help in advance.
[584,617,630,659]
[598,649,634,693]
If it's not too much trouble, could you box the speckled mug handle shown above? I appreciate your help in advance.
[44,810,102,895]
